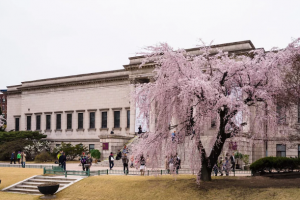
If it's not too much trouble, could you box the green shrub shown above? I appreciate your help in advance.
[250,157,300,173]
[90,149,101,160]
[34,151,53,162]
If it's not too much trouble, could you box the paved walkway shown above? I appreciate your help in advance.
[1,162,251,176]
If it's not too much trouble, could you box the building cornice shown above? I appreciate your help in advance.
[10,75,129,93]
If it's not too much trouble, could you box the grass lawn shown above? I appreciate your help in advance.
[0,167,42,200]
[1,167,300,200]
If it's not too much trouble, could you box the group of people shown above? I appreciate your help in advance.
[79,152,93,171]
[10,151,26,168]
[165,154,181,174]
[213,152,236,176]
[56,151,93,172]
[57,151,67,171]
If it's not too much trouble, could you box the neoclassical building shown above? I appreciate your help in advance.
[6,40,300,163]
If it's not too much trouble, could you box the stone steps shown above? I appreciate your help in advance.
[2,175,84,195]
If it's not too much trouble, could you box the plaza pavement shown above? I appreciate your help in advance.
[0,162,251,176]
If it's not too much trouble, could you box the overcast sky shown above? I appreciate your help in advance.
[0,0,299,89]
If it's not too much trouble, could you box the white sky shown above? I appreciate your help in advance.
[0,0,299,89]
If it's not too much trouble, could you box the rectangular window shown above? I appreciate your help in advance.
[276,144,286,157]
[56,114,61,130]
[298,145,300,158]
[46,115,51,130]
[78,113,83,129]
[36,115,41,130]
[15,118,19,131]
[89,144,95,152]
[101,112,107,128]
[26,115,31,130]
[67,114,72,129]
[114,111,120,128]
[89,112,95,129]
[56,144,61,147]
[276,105,286,124]
[127,110,130,128]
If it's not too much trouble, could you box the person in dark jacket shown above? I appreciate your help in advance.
[175,155,181,174]
[109,152,114,170]
[122,153,129,174]
[116,150,122,160]
[138,125,142,138]
[10,151,15,164]
[80,152,87,171]
[59,152,67,171]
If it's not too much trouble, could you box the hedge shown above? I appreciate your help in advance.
[250,157,300,173]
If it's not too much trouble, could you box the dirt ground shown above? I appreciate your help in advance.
[200,173,300,190]
[1,168,300,200]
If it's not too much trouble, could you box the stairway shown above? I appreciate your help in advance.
[97,136,139,167]
[2,175,83,195]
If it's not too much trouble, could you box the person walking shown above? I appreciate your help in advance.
[80,152,87,171]
[175,155,181,174]
[122,145,128,154]
[218,157,224,176]
[130,155,134,168]
[138,125,142,138]
[213,164,218,176]
[224,157,231,176]
[230,152,236,172]
[169,156,174,174]
[171,131,176,142]
[122,153,129,174]
[59,152,67,171]
[21,151,26,168]
[109,152,114,170]
[165,156,169,174]
[10,151,15,164]
[85,154,93,172]
[17,152,21,164]
[140,155,146,176]
[57,151,63,166]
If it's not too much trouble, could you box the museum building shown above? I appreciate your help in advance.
[6,40,300,164]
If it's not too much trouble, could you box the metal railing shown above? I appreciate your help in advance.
[43,167,252,177]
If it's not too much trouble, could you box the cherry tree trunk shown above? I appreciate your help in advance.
[200,162,212,181]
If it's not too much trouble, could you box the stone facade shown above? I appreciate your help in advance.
[0,89,7,119]
[6,40,300,164]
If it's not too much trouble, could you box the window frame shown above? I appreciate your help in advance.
[78,113,84,129]
[101,111,107,128]
[89,144,95,152]
[127,110,130,128]
[15,117,20,131]
[36,115,41,130]
[26,115,31,131]
[67,113,72,129]
[89,112,95,129]
[276,104,286,124]
[276,144,286,157]
[46,115,51,130]
[114,110,120,128]
[56,114,61,130]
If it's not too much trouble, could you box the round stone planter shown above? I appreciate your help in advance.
[37,183,59,199]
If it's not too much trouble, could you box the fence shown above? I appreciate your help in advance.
[43,167,252,177]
